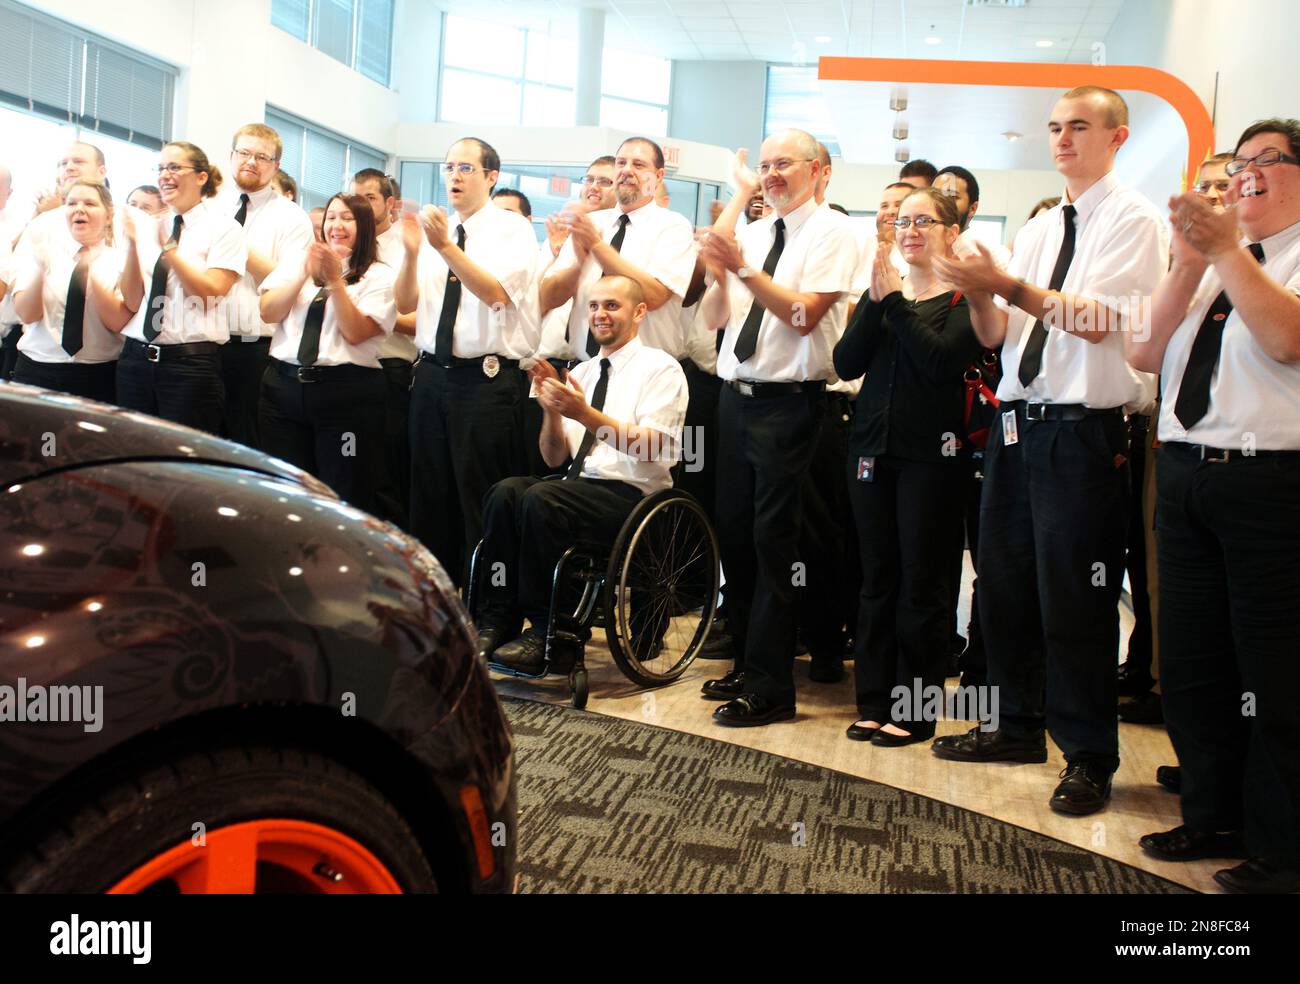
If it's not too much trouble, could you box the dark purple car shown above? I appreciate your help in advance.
[0,384,514,894]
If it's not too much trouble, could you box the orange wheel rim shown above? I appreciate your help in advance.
[106,819,403,894]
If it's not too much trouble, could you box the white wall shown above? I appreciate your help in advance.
[669,61,768,153]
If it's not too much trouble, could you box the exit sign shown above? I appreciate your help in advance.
[550,175,570,196]
[663,145,680,168]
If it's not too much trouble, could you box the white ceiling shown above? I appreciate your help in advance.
[438,0,1127,64]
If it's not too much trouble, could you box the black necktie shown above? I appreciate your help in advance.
[61,251,89,357]
[732,217,785,364]
[297,287,329,366]
[234,193,249,226]
[434,224,466,365]
[144,215,184,342]
[1017,204,1077,386]
[1173,242,1267,430]
[586,214,631,357]
[566,357,611,480]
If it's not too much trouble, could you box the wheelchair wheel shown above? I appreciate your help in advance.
[603,490,719,688]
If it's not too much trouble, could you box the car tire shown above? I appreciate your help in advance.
[0,742,439,894]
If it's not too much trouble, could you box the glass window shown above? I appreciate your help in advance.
[271,0,309,40]
[356,0,394,86]
[599,97,667,137]
[600,48,670,104]
[440,69,521,126]
[968,216,1008,248]
[525,35,576,88]
[312,0,353,66]
[398,161,437,207]
[443,15,524,76]
[523,84,576,128]
[764,64,840,158]
[270,0,392,87]
[267,107,389,210]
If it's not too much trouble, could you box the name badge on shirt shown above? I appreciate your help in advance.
[1002,409,1020,446]
[857,456,876,482]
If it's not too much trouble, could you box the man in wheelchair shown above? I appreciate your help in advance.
[478,274,689,672]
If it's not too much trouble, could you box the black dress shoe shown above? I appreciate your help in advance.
[1118,690,1164,724]
[1155,765,1181,793]
[1116,659,1156,698]
[809,654,844,683]
[931,726,1048,763]
[1214,857,1300,895]
[1139,825,1246,862]
[871,727,932,748]
[713,693,796,727]
[476,617,522,660]
[1049,760,1113,816]
[698,628,736,661]
[490,629,548,675]
[846,721,880,741]
[701,669,745,700]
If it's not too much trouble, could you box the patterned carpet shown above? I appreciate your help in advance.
[504,697,1190,894]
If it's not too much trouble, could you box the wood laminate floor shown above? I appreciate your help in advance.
[491,565,1224,894]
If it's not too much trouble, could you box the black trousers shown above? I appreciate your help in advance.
[977,404,1129,768]
[116,347,225,434]
[949,450,987,674]
[481,475,641,624]
[258,362,386,514]
[851,455,964,733]
[715,385,824,705]
[1157,443,1300,864]
[675,361,721,521]
[409,358,526,587]
[374,357,413,529]
[0,327,20,381]
[12,354,117,404]
[219,335,271,449]
[799,392,855,659]
[1123,413,1154,672]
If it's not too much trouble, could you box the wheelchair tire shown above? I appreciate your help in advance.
[603,490,719,689]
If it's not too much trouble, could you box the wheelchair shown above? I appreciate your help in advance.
[466,487,720,709]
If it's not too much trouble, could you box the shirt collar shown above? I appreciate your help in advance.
[172,198,206,222]
[617,199,658,222]
[1062,170,1118,224]
[1255,216,1300,257]
[774,195,820,237]
[243,182,277,209]
[602,335,643,371]
[455,201,493,234]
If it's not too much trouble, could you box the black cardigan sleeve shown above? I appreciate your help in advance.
[832,288,884,382]
[881,291,981,383]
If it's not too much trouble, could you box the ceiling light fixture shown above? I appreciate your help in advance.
[925,36,941,45]
[814,35,832,43]
[1036,39,1053,48]
[1002,131,1023,142]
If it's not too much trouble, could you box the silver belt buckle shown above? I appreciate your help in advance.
[296,366,316,383]
[1200,445,1231,463]
[735,379,754,397]
[1024,402,1045,421]
[146,344,162,363]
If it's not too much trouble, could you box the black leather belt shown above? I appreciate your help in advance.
[1162,441,1300,463]
[379,357,413,369]
[418,352,517,372]
[272,358,379,383]
[123,338,221,363]
[1017,401,1123,422]
[726,378,825,398]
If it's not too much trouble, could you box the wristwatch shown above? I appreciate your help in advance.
[737,266,755,279]
[160,241,179,256]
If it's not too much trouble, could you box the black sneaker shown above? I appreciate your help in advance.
[931,725,1048,763]
[1049,760,1113,816]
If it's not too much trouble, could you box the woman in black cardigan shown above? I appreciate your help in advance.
[833,187,982,746]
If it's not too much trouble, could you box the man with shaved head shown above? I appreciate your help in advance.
[478,274,689,672]
[696,128,857,725]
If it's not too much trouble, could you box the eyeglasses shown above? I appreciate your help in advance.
[1193,179,1231,194]
[582,175,614,188]
[156,163,198,176]
[232,148,277,166]
[892,216,944,229]
[1225,148,1300,175]
[442,162,480,175]
[756,158,814,176]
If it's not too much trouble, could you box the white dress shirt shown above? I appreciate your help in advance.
[374,223,418,362]
[413,203,539,359]
[1158,218,1300,450]
[562,335,689,496]
[13,241,125,364]
[263,260,397,368]
[995,172,1168,410]
[716,196,857,383]
[0,205,32,328]
[217,183,314,339]
[122,199,248,344]
[555,201,696,360]
[954,227,1012,269]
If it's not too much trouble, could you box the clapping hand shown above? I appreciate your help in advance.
[401,211,423,256]
[538,371,587,420]
[729,149,760,196]
[933,241,1003,297]
[420,205,451,251]
[1168,191,1239,261]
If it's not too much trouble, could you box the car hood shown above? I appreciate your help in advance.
[0,383,334,495]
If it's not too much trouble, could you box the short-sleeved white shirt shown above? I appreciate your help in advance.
[122,199,248,344]
[374,223,419,362]
[716,195,856,383]
[263,260,397,369]
[561,335,689,496]
[555,201,697,360]
[1158,219,1300,450]
[14,240,125,364]
[413,203,539,360]
[994,172,1168,410]
[217,184,314,339]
